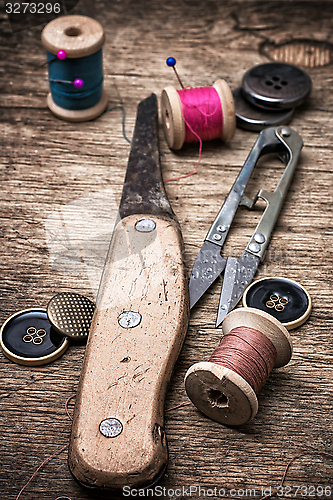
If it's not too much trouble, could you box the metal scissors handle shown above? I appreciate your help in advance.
[189,126,303,325]
[244,127,303,261]
[205,127,291,249]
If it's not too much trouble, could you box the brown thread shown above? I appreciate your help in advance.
[260,451,333,499]
[208,326,277,393]
[166,400,191,412]
[15,394,76,500]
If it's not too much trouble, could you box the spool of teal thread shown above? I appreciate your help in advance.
[41,15,108,122]
[47,49,103,111]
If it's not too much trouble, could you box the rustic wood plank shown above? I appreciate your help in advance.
[1,1,333,498]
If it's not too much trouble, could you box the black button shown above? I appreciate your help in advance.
[242,277,311,329]
[0,308,68,366]
[242,63,312,110]
[233,87,295,131]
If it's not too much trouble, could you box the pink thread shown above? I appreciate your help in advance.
[65,393,76,421]
[15,444,70,500]
[177,86,223,143]
[164,129,203,182]
[164,86,223,182]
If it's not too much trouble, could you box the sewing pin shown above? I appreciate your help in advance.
[40,49,67,67]
[49,78,85,89]
[166,57,185,89]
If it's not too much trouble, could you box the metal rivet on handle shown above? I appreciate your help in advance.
[213,234,222,241]
[248,242,261,253]
[281,127,291,137]
[135,219,156,232]
[118,311,142,329]
[217,225,227,233]
[99,418,123,438]
[254,233,265,244]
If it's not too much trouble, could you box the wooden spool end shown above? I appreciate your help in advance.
[41,15,105,58]
[41,15,108,122]
[184,308,292,426]
[46,89,108,123]
[160,79,236,150]
[212,79,236,143]
[161,86,185,150]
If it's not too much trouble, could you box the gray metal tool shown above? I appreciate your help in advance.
[189,126,303,327]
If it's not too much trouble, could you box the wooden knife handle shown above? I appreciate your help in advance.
[68,214,189,492]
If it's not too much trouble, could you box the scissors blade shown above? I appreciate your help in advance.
[215,251,260,327]
[189,240,227,309]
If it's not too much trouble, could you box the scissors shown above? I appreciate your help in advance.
[189,125,303,327]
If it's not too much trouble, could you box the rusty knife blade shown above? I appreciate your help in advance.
[119,93,176,221]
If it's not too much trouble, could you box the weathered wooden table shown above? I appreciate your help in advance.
[1,1,333,498]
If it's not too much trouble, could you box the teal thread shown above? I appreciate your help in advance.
[47,49,103,110]
[107,105,131,144]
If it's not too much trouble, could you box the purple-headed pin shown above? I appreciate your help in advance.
[49,77,84,89]
[166,57,184,89]
[73,78,84,89]
[41,49,68,67]
[56,49,67,60]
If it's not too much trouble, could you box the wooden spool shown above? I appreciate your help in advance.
[160,79,236,150]
[41,15,108,122]
[184,308,293,426]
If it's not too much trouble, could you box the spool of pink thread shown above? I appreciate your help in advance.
[161,80,236,150]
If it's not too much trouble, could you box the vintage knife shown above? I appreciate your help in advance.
[68,94,189,494]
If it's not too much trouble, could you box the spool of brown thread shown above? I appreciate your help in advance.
[184,308,292,426]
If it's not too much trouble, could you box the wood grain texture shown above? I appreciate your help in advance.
[1,1,333,499]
